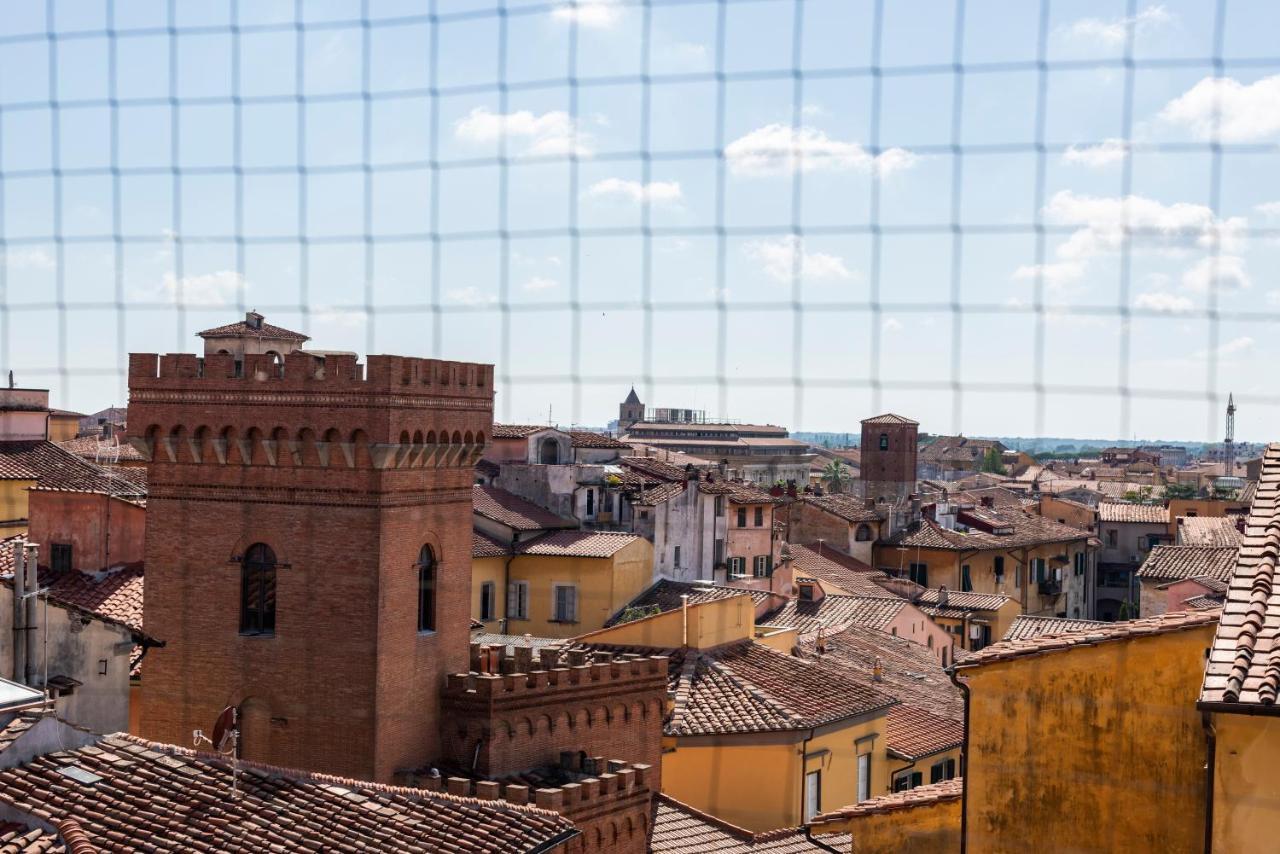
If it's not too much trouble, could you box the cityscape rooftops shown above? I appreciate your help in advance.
[1099,502,1169,524]
[472,485,578,532]
[652,794,849,852]
[1002,614,1108,641]
[1178,516,1244,547]
[1136,546,1239,583]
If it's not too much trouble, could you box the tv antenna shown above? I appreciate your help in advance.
[194,705,241,798]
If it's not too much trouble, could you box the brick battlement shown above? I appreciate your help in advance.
[128,350,493,400]
[444,656,666,704]
[410,759,652,811]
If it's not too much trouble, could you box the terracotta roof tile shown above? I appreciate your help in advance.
[630,481,688,507]
[605,580,773,627]
[809,778,962,827]
[786,545,894,598]
[914,589,1010,615]
[700,480,784,505]
[860,413,918,425]
[0,732,575,853]
[472,530,510,558]
[196,318,309,341]
[1186,594,1226,610]
[1136,545,1238,582]
[472,485,577,531]
[1002,614,1108,641]
[652,795,849,852]
[799,494,880,523]
[1177,516,1244,547]
[761,595,907,637]
[884,509,1090,552]
[55,437,144,464]
[1201,443,1280,708]
[956,609,1220,670]
[0,819,63,853]
[516,530,641,558]
[619,456,691,483]
[490,424,547,439]
[1098,503,1168,524]
[0,442,145,498]
[0,565,145,638]
[885,705,964,760]
[566,430,630,449]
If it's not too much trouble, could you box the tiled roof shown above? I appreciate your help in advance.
[1136,545,1239,582]
[0,820,62,853]
[1201,443,1280,708]
[885,704,964,761]
[914,588,1009,615]
[196,318,309,341]
[0,713,42,753]
[474,458,500,478]
[666,641,896,736]
[55,436,145,463]
[920,436,1003,464]
[472,530,509,558]
[884,511,1087,552]
[955,609,1220,670]
[490,424,546,439]
[0,442,145,498]
[517,530,641,558]
[651,795,849,853]
[470,633,564,652]
[566,430,630,449]
[1098,502,1168,524]
[1178,516,1244,547]
[0,732,576,853]
[472,485,577,531]
[800,494,880,523]
[619,456,691,482]
[1002,614,1108,641]
[803,624,962,721]
[1186,594,1226,610]
[761,595,906,636]
[808,778,963,828]
[787,545,895,598]
[604,580,772,627]
[861,413,918,425]
[0,565,146,638]
[700,480,784,505]
[631,481,688,507]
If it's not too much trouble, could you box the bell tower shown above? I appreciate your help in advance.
[619,386,644,432]
[128,340,492,782]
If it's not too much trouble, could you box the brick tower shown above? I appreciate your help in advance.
[858,413,919,505]
[127,340,492,781]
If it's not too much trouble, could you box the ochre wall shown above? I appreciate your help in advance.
[505,537,653,639]
[962,625,1213,852]
[662,713,888,833]
[48,415,79,442]
[816,797,961,854]
[575,593,754,649]
[0,479,35,528]
[470,554,506,629]
[1211,712,1280,850]
[28,491,146,571]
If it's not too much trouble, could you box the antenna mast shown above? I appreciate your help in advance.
[1224,392,1237,476]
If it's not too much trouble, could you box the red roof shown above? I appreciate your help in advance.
[809,777,963,827]
[0,441,146,496]
[860,413,918,425]
[517,530,642,558]
[196,318,309,341]
[472,485,576,532]
[653,794,849,852]
[472,530,510,558]
[0,564,146,639]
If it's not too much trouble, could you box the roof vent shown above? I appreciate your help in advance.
[57,765,103,786]
[245,310,264,330]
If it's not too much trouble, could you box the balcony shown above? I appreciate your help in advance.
[1038,579,1062,596]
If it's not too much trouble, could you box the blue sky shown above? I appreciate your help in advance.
[2,0,1279,442]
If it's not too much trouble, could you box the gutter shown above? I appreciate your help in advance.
[803,824,846,854]
[947,666,971,854]
[526,828,581,854]
[501,533,520,633]
[1201,711,1215,854]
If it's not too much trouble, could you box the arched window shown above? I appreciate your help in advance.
[855,524,873,542]
[240,543,277,636]
[879,433,889,451]
[539,437,560,465]
[417,545,436,632]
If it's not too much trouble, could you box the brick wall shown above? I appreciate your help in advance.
[130,348,493,782]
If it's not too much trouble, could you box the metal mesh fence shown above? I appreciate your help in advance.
[1,0,1277,442]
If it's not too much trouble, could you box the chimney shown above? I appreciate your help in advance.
[872,656,884,682]
[245,310,264,330]
[938,585,949,608]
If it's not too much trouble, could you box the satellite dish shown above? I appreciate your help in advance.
[211,706,238,753]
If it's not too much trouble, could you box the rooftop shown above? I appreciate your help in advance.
[1002,614,1108,641]
[786,545,895,599]
[517,530,642,559]
[883,509,1088,552]
[0,732,576,853]
[1136,545,1239,583]
[604,580,774,628]
[472,530,510,558]
[1178,516,1244,547]
[0,441,146,498]
[566,430,631,450]
[55,435,145,464]
[1201,443,1280,709]
[860,413,918,425]
[0,561,146,640]
[652,795,849,853]
[955,609,1220,670]
[472,485,577,532]
[799,494,880,523]
[1098,502,1169,524]
[760,595,907,638]
[196,314,310,342]
[809,778,963,828]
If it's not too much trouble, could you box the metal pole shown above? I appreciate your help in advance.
[23,545,39,687]
[12,541,25,684]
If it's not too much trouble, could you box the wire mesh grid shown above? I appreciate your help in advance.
[0,0,1276,442]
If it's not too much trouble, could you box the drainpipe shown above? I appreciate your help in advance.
[1202,711,1216,854]
[501,533,519,634]
[12,540,26,683]
[23,544,39,688]
[681,594,689,647]
[947,666,971,854]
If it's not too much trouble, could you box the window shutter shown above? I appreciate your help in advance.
[911,772,923,788]
[507,583,518,616]
[567,586,577,620]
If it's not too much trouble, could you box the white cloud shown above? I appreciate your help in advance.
[1062,138,1128,167]
[1197,336,1254,359]
[882,317,903,333]
[522,276,558,292]
[1255,201,1280,218]
[1161,74,1280,142]
[2,248,55,271]
[159,270,246,306]
[313,306,366,328]
[586,178,683,205]
[445,287,497,306]
[725,124,917,177]
[1044,190,1246,260]
[743,236,853,283]
[1065,5,1173,46]
[454,107,592,156]
[1011,261,1086,289]
[550,0,622,29]
[1181,255,1251,293]
[1134,292,1193,313]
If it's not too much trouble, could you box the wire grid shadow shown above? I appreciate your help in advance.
[0,0,1277,442]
